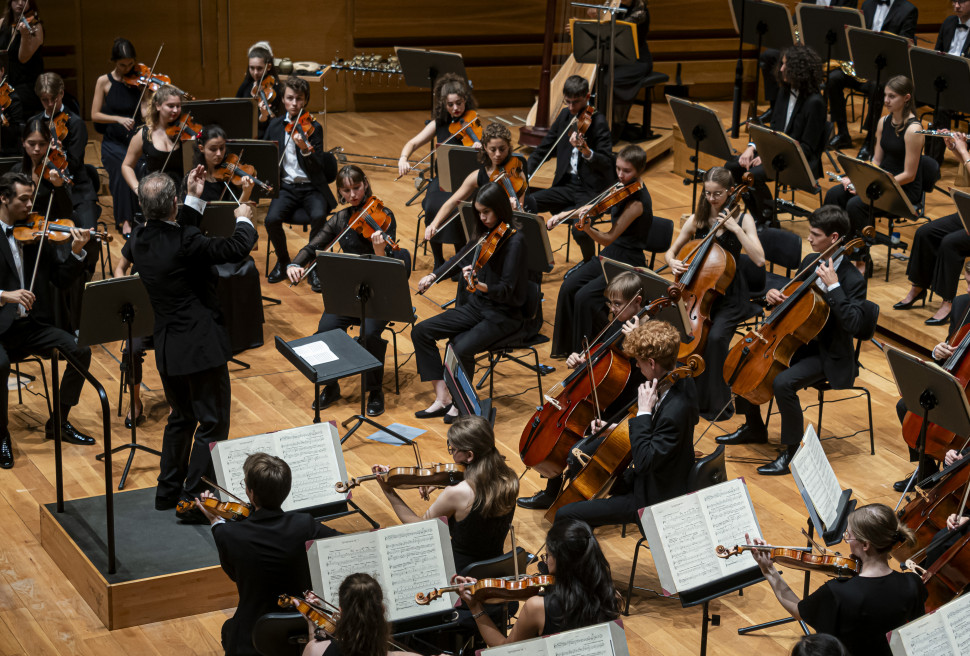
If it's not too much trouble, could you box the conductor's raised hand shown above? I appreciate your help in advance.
[186,164,206,198]
[234,203,255,221]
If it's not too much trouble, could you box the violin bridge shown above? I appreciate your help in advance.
[752,331,769,345]
[914,485,929,501]
[570,448,591,467]
[543,396,562,410]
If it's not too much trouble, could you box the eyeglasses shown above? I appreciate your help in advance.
[447,443,456,455]
[843,531,858,542]
[704,190,726,199]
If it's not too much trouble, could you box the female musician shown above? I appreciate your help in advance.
[455,519,619,645]
[749,503,926,656]
[285,165,398,417]
[549,144,653,358]
[13,117,70,218]
[412,183,529,422]
[188,124,246,202]
[895,132,970,325]
[234,40,282,139]
[664,166,764,421]
[121,84,185,195]
[398,72,478,270]
[824,75,924,275]
[371,415,518,573]
[425,122,529,242]
[791,635,848,656]
[0,0,43,116]
[90,37,141,236]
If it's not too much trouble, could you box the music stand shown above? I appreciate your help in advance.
[886,344,970,509]
[669,97,734,212]
[571,11,637,125]
[837,153,916,281]
[749,124,818,222]
[457,203,554,275]
[910,47,970,130]
[599,256,692,343]
[315,252,415,443]
[444,344,495,426]
[181,98,257,139]
[79,275,159,490]
[846,28,913,150]
[797,4,864,101]
[952,189,970,236]
[436,145,480,194]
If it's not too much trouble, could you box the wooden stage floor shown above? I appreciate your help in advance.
[0,100,958,655]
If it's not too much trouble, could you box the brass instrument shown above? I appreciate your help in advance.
[837,60,865,83]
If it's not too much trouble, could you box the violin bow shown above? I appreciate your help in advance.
[30,136,57,209]
[26,195,54,296]
[201,475,247,504]
[528,114,580,183]
[289,197,380,287]
[580,337,602,424]
[549,182,619,230]
[5,4,27,53]
[254,67,274,119]
[278,108,306,168]
[417,232,489,296]
[131,44,164,122]
[160,111,195,174]
[394,122,475,182]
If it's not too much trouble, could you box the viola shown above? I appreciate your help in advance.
[575,105,595,137]
[715,543,860,578]
[550,180,644,232]
[448,110,483,147]
[213,153,274,193]
[34,143,74,186]
[166,112,202,143]
[176,497,251,521]
[278,594,338,635]
[334,463,465,494]
[544,354,705,523]
[518,293,679,478]
[123,63,194,99]
[12,215,112,243]
[285,111,316,151]
[723,228,872,405]
[415,574,554,606]
[490,158,527,210]
[251,75,277,122]
[465,221,516,292]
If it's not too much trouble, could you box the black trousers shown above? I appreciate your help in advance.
[156,363,231,501]
[551,258,608,356]
[0,316,90,433]
[906,213,970,301]
[823,185,871,244]
[529,180,598,262]
[827,69,883,140]
[411,303,522,382]
[553,492,639,528]
[317,313,388,392]
[264,183,328,265]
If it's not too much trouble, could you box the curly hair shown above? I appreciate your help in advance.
[777,45,823,97]
[433,72,476,124]
[477,122,512,166]
[622,319,680,370]
[335,573,390,656]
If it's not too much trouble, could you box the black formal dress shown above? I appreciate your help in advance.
[905,213,970,303]
[122,201,257,505]
[449,502,514,573]
[0,25,43,116]
[95,73,141,229]
[140,124,184,189]
[213,508,338,656]
[235,76,283,139]
[263,115,337,266]
[423,116,472,270]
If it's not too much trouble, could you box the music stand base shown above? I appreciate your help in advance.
[262,295,281,306]
[737,616,809,636]
[96,442,162,490]
[316,498,380,530]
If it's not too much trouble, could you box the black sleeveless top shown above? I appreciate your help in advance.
[0,26,42,89]
[449,502,514,574]
[695,221,750,312]
[97,73,142,143]
[141,125,184,185]
[600,185,652,264]
[476,153,528,191]
[879,114,922,205]
[541,595,565,636]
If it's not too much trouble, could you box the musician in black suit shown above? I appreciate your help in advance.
[262,76,337,286]
[553,320,699,528]
[718,206,869,475]
[196,453,338,656]
[123,167,257,514]
[827,0,918,155]
[925,4,970,163]
[525,75,616,263]
[0,172,94,469]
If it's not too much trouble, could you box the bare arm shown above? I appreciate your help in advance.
[398,121,437,176]
[121,130,145,194]
[16,21,42,64]
[460,588,545,646]
[735,213,765,266]
[896,124,923,187]
[426,169,479,241]
[664,214,697,275]
[584,199,643,248]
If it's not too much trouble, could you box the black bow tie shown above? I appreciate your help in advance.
[958,24,969,31]
[3,226,12,238]
[876,0,889,5]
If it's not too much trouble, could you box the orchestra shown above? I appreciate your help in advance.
[14,5,970,656]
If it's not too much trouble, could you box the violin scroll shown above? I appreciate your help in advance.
[715,544,742,559]
[414,588,444,606]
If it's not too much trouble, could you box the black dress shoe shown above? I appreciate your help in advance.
[893,473,916,492]
[0,432,12,469]
[415,402,453,419]
[366,390,385,417]
[155,495,179,511]
[715,424,768,446]
[893,290,927,310]
[517,488,557,510]
[312,384,342,411]
[926,312,952,326]
[757,448,795,476]
[858,145,872,162]
[267,262,287,284]
[45,419,96,445]
[829,133,852,149]
[309,269,321,294]
[124,409,146,429]
[443,410,458,424]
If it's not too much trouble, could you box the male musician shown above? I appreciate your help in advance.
[925,1,970,163]
[262,76,337,286]
[123,168,257,514]
[827,0,918,158]
[552,319,698,528]
[196,453,338,656]
[717,206,870,475]
[525,75,615,263]
[0,172,95,469]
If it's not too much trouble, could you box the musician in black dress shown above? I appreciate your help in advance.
[0,0,43,117]
[398,72,478,271]
[285,165,399,417]
[90,37,141,237]
[549,144,653,358]
[234,41,283,140]
[121,84,185,194]
[526,75,615,263]
[665,166,764,421]
[412,182,529,422]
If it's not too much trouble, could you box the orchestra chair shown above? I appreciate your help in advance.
[622,445,727,615]
[644,216,674,270]
[263,208,311,276]
[381,306,416,395]
[632,72,671,142]
[460,547,538,633]
[251,611,309,656]
[743,227,802,330]
[12,355,52,416]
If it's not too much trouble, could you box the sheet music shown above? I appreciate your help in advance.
[276,425,345,510]
[481,621,628,656]
[650,493,721,592]
[790,425,842,530]
[941,594,970,654]
[212,434,278,500]
[294,341,339,366]
[317,532,383,605]
[698,481,761,577]
[380,521,451,619]
[895,614,954,656]
[891,587,970,655]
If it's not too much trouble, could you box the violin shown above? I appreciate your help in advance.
[0,77,13,126]
[34,143,74,186]
[465,221,515,292]
[490,157,527,210]
[175,497,251,521]
[166,112,202,143]
[715,544,860,579]
[285,112,316,152]
[415,574,554,606]
[549,180,644,232]
[670,173,753,360]
[123,63,194,99]
[447,110,483,147]
[251,75,277,122]
[518,293,679,478]
[571,105,596,150]
[345,196,400,250]
[723,227,873,406]
[49,112,69,143]
[544,354,706,523]
[12,215,112,243]
[17,9,38,36]
[213,153,273,193]
[278,594,338,635]
[334,463,464,494]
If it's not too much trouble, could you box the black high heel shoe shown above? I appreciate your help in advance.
[926,311,952,326]
[893,289,927,310]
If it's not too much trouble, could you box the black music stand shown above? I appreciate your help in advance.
[444,344,495,426]
[80,275,159,490]
[728,0,796,136]
[797,4,865,102]
[749,124,818,221]
[910,47,970,131]
[837,154,917,281]
[182,98,257,139]
[571,12,637,125]
[669,97,734,212]
[953,189,970,235]
[846,28,913,152]
[437,145,480,194]
[315,252,416,443]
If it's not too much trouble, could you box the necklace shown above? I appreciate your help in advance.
[891,114,909,137]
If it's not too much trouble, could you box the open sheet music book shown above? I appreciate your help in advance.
[790,425,844,532]
[211,423,349,512]
[639,478,763,598]
[307,518,457,622]
[889,589,970,655]
[480,620,629,656]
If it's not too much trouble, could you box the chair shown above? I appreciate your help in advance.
[460,547,537,633]
[252,612,309,656]
[264,208,312,276]
[632,72,671,141]
[878,155,940,281]
[751,227,802,298]
[13,355,51,417]
[644,216,674,269]
[623,445,727,615]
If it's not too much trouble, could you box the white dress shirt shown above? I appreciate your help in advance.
[815,254,843,292]
[872,0,894,33]
[949,19,970,56]
[0,219,86,317]
[784,90,799,133]
[281,117,310,184]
